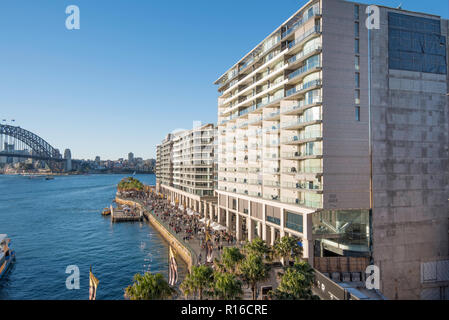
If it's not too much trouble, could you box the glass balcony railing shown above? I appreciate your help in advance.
[282,130,322,143]
[265,153,280,160]
[286,80,322,98]
[281,197,322,208]
[264,180,280,187]
[248,191,262,198]
[281,114,321,129]
[282,8,321,39]
[287,26,321,51]
[282,181,322,191]
[288,60,321,82]
[281,149,322,158]
[263,167,280,174]
[282,93,322,113]
[282,166,322,174]
[264,110,280,120]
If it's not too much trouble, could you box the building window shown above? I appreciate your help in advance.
[285,211,303,233]
[388,12,447,74]
[354,5,359,20]
[355,56,360,70]
[355,21,359,38]
[355,90,360,104]
[355,72,360,88]
[355,107,361,121]
[267,216,281,225]
[355,39,360,54]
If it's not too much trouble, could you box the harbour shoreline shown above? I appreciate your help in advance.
[115,196,196,272]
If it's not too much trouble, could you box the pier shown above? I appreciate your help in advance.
[110,204,143,223]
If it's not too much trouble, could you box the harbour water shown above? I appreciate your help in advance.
[0,174,187,300]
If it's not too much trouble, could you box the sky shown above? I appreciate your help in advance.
[0,0,448,160]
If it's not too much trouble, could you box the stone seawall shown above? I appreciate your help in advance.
[115,197,194,271]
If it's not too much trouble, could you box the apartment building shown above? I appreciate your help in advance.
[157,124,218,218]
[156,133,174,188]
[214,0,449,300]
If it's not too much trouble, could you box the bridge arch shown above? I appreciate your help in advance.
[0,124,63,170]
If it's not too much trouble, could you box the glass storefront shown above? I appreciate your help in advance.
[312,209,371,257]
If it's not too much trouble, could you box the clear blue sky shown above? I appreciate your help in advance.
[1,0,447,160]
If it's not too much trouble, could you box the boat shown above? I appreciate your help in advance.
[101,207,111,216]
[0,234,15,279]
[45,176,54,180]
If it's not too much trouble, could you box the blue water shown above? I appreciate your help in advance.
[0,174,187,300]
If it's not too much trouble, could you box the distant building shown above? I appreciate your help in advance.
[95,156,100,163]
[156,124,218,223]
[64,149,72,172]
[128,152,134,163]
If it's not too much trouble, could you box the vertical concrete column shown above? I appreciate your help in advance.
[236,214,242,241]
[198,201,202,215]
[247,218,253,242]
[226,210,230,228]
[262,222,267,242]
[280,208,285,238]
[257,221,262,238]
[303,213,313,263]
[270,226,275,246]
[209,203,214,221]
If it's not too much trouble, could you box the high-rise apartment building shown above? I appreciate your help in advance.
[214,0,449,299]
[156,133,175,188]
[157,124,218,217]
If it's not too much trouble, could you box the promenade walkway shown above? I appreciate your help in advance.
[117,192,282,300]
[120,193,241,267]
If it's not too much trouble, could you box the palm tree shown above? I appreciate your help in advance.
[180,265,214,300]
[239,253,270,300]
[291,260,315,284]
[212,272,243,300]
[220,247,244,274]
[124,272,175,300]
[243,238,272,262]
[273,236,303,266]
[269,261,317,300]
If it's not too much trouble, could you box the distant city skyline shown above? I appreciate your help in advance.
[1,0,447,160]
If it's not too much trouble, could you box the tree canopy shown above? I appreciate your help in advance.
[124,272,174,300]
[269,261,318,300]
[118,177,144,191]
[180,265,214,300]
[212,272,243,300]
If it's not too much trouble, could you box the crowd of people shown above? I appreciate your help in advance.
[134,191,238,265]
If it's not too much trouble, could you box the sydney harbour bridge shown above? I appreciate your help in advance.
[0,124,72,172]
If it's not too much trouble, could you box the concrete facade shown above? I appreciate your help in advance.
[366,5,449,300]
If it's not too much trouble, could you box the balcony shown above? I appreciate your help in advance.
[287,27,321,54]
[281,117,322,130]
[264,180,280,187]
[263,110,280,121]
[287,61,321,83]
[263,167,280,175]
[281,197,322,209]
[282,181,322,193]
[282,130,322,145]
[282,93,322,115]
[281,8,321,39]
[281,150,322,160]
